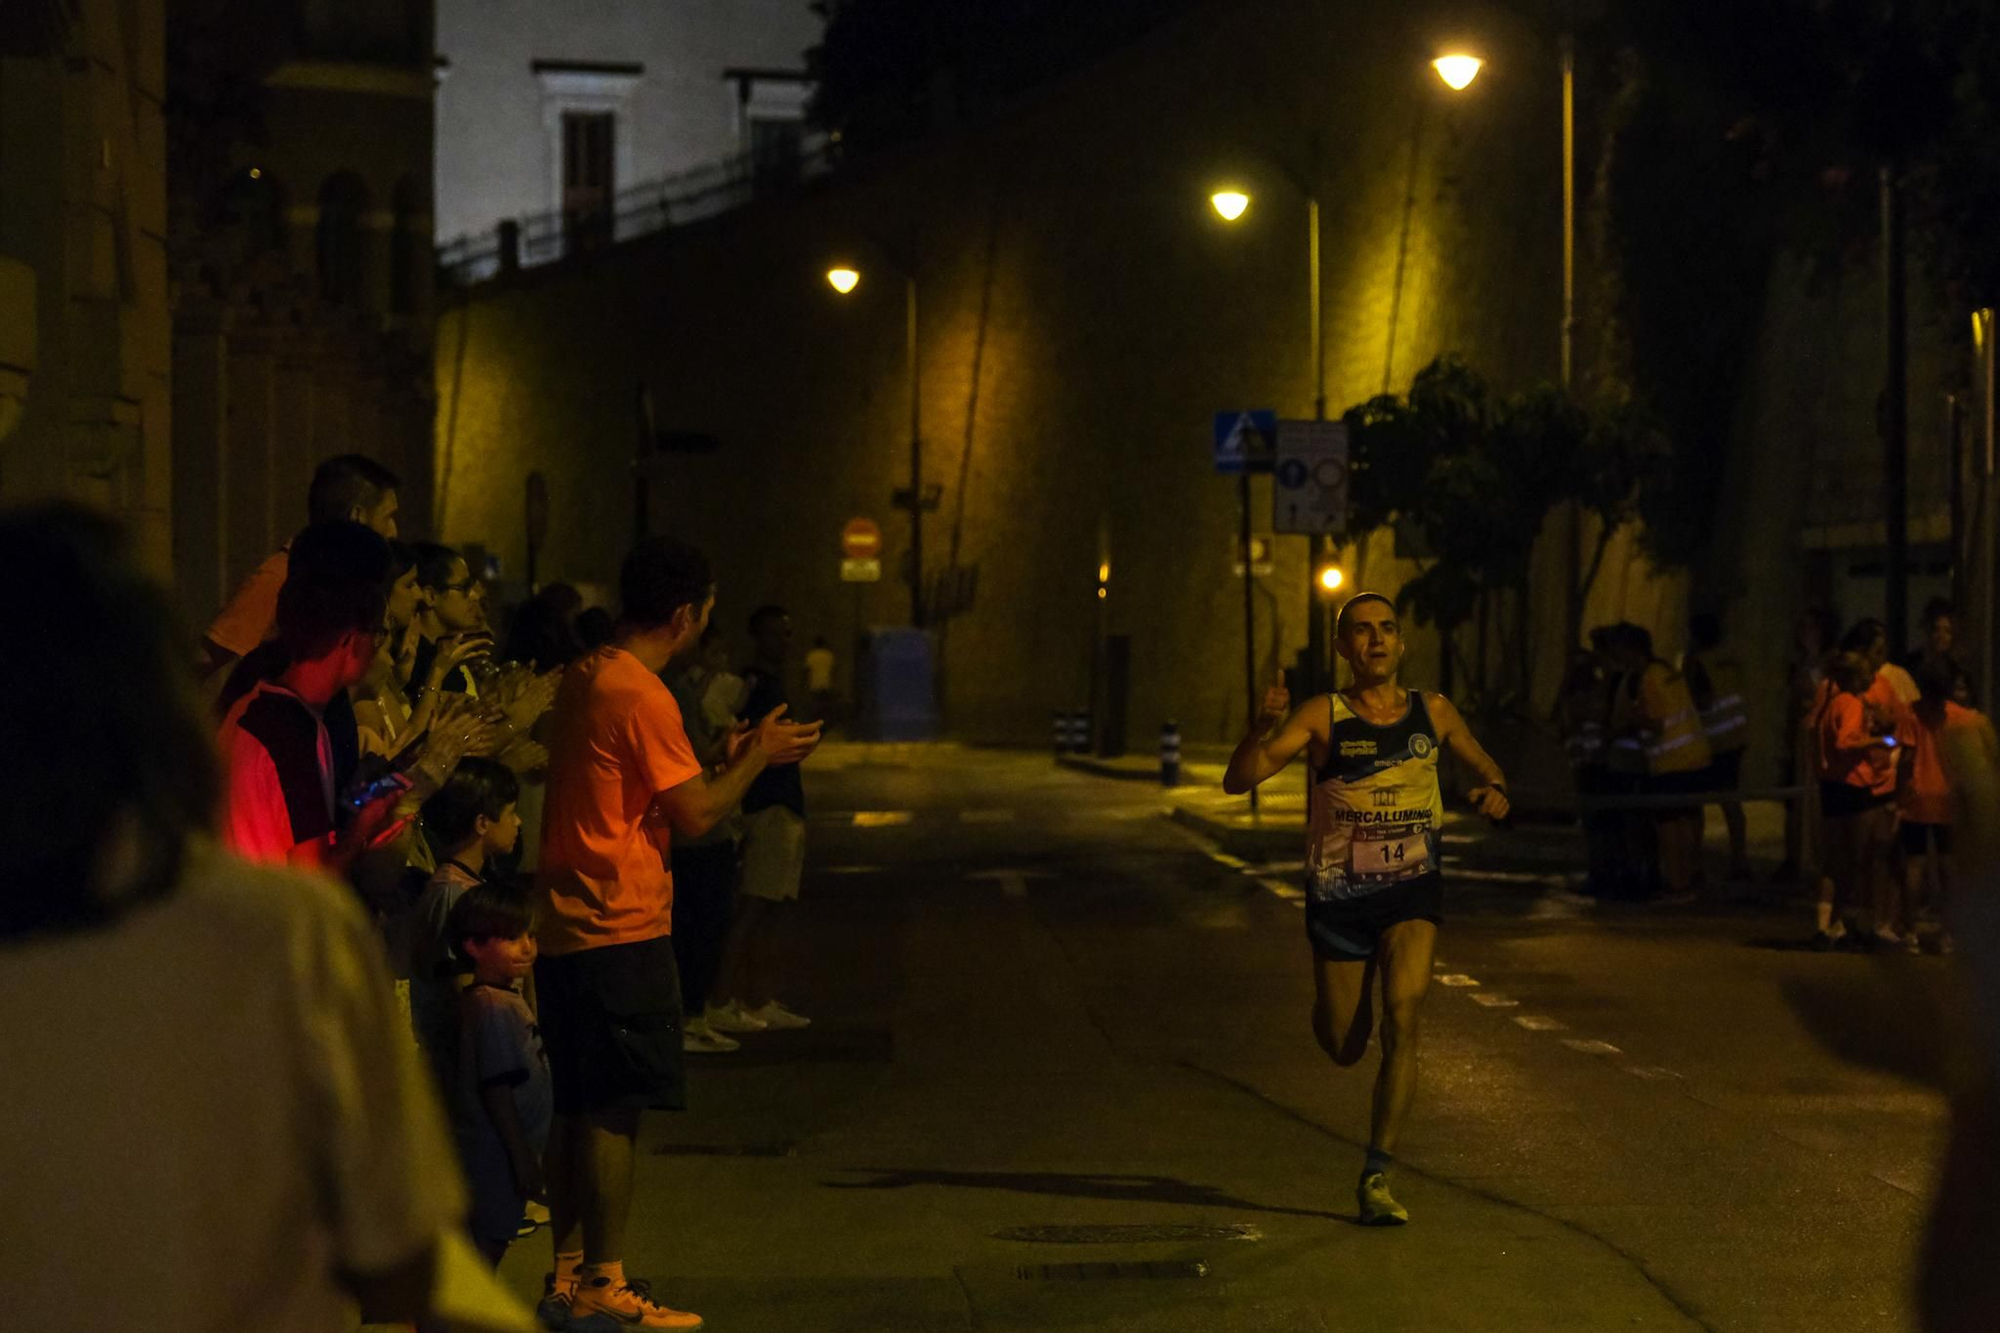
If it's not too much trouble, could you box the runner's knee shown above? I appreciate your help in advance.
[1313,1003,1369,1066]
[1379,1002,1422,1055]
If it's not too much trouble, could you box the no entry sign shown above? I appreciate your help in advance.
[841,517,883,559]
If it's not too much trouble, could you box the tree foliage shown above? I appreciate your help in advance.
[1342,356,1673,675]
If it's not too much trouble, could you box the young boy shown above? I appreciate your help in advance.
[446,883,552,1267]
[410,757,523,1090]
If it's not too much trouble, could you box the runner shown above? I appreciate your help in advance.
[1224,592,1509,1225]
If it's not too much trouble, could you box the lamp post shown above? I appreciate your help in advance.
[826,256,925,628]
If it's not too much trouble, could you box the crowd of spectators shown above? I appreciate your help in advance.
[0,453,823,1331]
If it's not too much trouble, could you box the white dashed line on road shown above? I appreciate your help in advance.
[1438,974,1481,987]
[1469,993,1520,1008]
[851,811,914,828]
[1561,1039,1622,1056]
[1513,1016,1568,1031]
[1256,877,1305,904]
[1623,1066,1684,1081]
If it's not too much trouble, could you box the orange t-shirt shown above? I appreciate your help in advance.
[206,547,290,657]
[1901,700,1982,825]
[536,646,702,955]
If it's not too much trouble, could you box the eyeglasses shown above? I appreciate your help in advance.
[437,579,480,595]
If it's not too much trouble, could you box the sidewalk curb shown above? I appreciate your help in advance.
[1053,754,1167,784]
[1166,804,1302,860]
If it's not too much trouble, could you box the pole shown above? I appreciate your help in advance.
[907,270,924,628]
[1883,163,1909,654]
[1976,308,1996,709]
[1561,33,1583,658]
[1240,466,1260,814]
[1306,195,1326,693]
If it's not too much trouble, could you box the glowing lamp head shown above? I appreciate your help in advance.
[1209,190,1250,222]
[1318,565,1346,593]
[825,267,861,294]
[1432,54,1483,91]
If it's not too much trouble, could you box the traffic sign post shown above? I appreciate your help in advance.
[1273,419,1348,536]
[1215,410,1275,813]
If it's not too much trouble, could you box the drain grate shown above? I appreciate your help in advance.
[993,1223,1259,1245]
[1017,1260,1210,1282]
[651,1142,795,1158]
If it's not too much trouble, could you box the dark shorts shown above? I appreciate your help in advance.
[1703,749,1744,793]
[1900,821,1953,856]
[1821,780,1890,820]
[535,934,686,1117]
[1307,873,1443,962]
[1643,768,1707,820]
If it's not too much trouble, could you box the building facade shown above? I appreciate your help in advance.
[433,0,822,256]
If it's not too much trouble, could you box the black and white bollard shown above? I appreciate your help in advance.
[1160,720,1182,786]
[1071,708,1093,755]
[1052,709,1069,758]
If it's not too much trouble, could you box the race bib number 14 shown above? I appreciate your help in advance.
[1350,830,1429,876]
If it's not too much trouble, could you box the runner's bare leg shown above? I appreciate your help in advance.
[1310,949,1378,1067]
[1369,919,1438,1155]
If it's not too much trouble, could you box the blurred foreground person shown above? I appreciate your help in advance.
[0,504,527,1331]
[1812,651,1901,949]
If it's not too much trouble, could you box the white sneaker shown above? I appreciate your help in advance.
[682,1017,740,1053]
[746,1000,811,1030]
[704,1000,769,1034]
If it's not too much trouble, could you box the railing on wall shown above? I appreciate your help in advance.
[436,134,837,286]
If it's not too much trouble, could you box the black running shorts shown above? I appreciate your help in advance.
[535,933,687,1116]
[1307,872,1444,962]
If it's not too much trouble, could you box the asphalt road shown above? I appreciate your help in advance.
[498,744,1952,1332]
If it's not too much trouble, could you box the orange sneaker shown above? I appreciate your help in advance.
[568,1274,703,1330]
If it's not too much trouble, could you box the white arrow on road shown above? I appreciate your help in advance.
[966,869,1055,899]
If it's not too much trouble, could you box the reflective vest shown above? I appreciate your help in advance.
[1686,650,1749,755]
[1638,661,1712,776]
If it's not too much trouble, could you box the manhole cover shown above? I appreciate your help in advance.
[993,1223,1260,1245]
[1017,1261,1210,1282]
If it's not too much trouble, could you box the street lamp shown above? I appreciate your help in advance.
[1317,563,1345,593]
[1430,54,1484,92]
[1209,190,1250,222]
[825,251,926,627]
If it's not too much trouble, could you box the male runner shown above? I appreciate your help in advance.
[1224,592,1509,1224]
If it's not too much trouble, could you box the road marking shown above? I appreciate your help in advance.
[1207,851,1249,870]
[1437,974,1481,987]
[851,811,914,828]
[1440,834,1476,845]
[1561,1039,1622,1055]
[966,869,1053,899]
[1469,993,1519,1008]
[959,808,1017,823]
[1513,1016,1568,1031]
[1623,1066,1683,1081]
[1256,877,1305,901]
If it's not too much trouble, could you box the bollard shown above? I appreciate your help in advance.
[1072,708,1093,754]
[1052,709,1068,758]
[1160,720,1182,786]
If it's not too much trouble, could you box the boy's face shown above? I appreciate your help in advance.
[464,930,537,985]
[430,559,486,634]
[482,802,522,856]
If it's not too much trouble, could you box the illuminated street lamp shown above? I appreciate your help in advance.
[1209,190,1250,222]
[1430,54,1483,92]
[1317,564,1345,594]
[825,266,860,294]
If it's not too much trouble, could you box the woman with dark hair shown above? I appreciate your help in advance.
[0,504,525,1330]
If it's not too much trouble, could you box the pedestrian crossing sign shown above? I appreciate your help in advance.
[1213,410,1277,475]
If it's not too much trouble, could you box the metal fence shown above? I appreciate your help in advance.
[436,134,837,286]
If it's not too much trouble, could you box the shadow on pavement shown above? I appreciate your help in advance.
[822,1167,1354,1223]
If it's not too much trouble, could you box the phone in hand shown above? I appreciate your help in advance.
[344,770,413,811]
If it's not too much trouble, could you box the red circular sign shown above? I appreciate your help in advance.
[841,517,883,559]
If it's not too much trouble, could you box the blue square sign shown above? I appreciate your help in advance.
[1213,410,1277,475]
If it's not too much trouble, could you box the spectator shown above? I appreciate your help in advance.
[409,542,492,703]
[533,537,819,1330]
[1601,624,1658,898]
[804,633,837,723]
[411,758,524,1091]
[573,605,615,653]
[1899,658,1990,954]
[445,883,551,1268]
[503,585,586,673]
[1907,597,1975,706]
[709,604,816,1037]
[1557,635,1616,896]
[699,632,748,733]
[1850,616,1920,706]
[201,453,401,681]
[1685,611,1751,882]
[0,503,525,1331]
[664,625,746,1054]
[1812,650,1901,949]
[1610,623,1710,901]
[216,520,406,873]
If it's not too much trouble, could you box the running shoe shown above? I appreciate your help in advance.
[568,1275,703,1330]
[704,1000,769,1034]
[681,1018,740,1053]
[745,999,811,1030]
[536,1272,576,1330]
[1356,1172,1409,1226]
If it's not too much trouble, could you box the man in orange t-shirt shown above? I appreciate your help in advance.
[533,536,820,1331]
[1897,658,1996,951]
